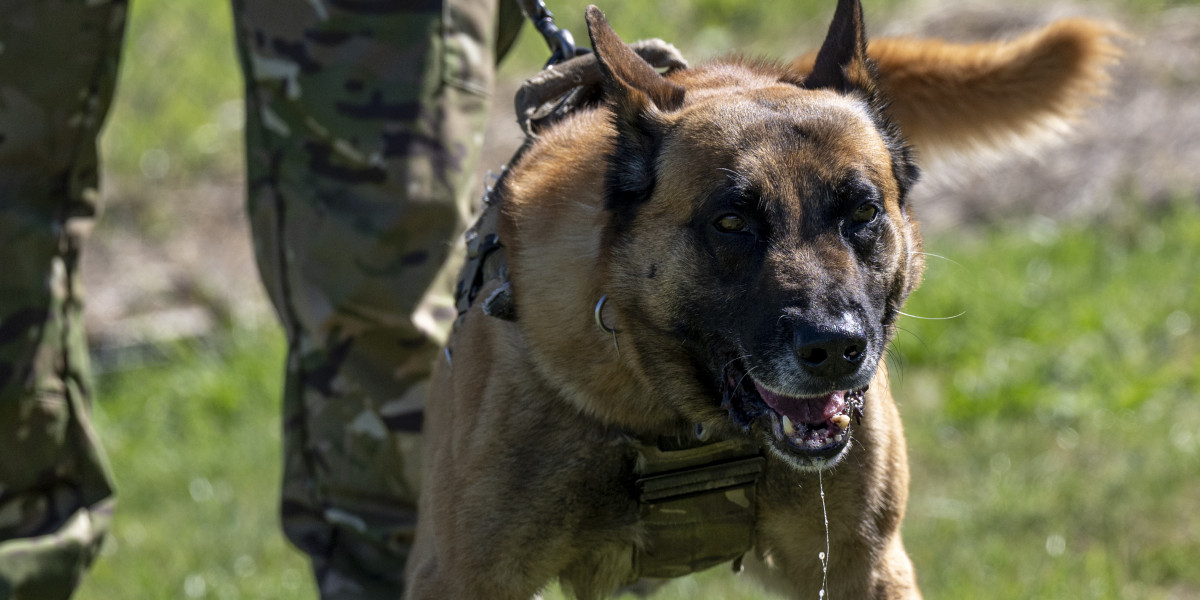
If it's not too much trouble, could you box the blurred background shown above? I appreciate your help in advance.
[75,0,1199,598]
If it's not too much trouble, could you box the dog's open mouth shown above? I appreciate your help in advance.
[721,361,866,465]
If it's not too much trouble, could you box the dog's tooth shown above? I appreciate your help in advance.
[832,414,850,430]
[782,415,796,437]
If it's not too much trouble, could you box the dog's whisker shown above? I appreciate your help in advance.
[908,251,962,267]
[736,365,759,389]
[722,354,754,372]
[885,347,908,383]
[717,167,752,190]
[896,310,965,321]
[895,326,930,352]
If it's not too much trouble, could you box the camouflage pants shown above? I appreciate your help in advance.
[0,1,520,598]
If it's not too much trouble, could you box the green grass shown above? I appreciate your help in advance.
[894,201,1200,422]
[100,0,244,186]
[77,333,317,600]
[76,203,1200,599]
[893,200,1200,599]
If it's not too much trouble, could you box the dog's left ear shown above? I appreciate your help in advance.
[803,0,919,198]
[805,0,876,93]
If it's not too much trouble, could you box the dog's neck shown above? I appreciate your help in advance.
[494,109,685,434]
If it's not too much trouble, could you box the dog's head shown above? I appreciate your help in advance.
[587,0,923,470]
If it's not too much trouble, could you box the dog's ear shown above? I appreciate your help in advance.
[586,6,685,225]
[805,0,876,93]
[586,5,685,119]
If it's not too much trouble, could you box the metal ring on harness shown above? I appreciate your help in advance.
[594,295,617,334]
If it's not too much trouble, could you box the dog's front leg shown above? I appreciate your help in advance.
[404,363,639,599]
[404,550,549,600]
[403,460,576,598]
[405,508,565,600]
[743,523,920,600]
[405,481,630,600]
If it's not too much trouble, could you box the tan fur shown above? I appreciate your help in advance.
[794,19,1124,162]
[406,4,1116,599]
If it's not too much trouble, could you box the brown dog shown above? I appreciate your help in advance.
[405,2,1118,598]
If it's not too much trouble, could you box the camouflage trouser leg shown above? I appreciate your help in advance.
[231,1,514,596]
[0,2,128,599]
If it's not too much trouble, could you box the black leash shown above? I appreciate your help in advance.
[517,0,591,67]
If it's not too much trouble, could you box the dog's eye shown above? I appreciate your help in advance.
[851,203,880,225]
[714,214,748,233]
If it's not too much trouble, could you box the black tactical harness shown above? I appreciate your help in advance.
[451,175,514,329]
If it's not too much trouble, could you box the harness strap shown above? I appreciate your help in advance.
[514,39,687,137]
[453,179,514,329]
[631,435,764,579]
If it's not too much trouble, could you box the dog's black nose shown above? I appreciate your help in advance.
[794,325,868,379]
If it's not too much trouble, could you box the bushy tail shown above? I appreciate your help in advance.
[794,19,1124,164]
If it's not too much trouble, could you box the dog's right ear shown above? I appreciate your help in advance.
[586,5,685,121]
[587,6,685,219]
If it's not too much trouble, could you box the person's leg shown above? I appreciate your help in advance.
[231,1,515,595]
[0,1,129,598]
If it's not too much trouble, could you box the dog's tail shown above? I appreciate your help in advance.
[794,18,1124,165]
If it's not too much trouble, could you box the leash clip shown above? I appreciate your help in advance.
[518,0,591,68]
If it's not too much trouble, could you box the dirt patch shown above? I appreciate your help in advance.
[81,176,271,367]
[81,3,1200,355]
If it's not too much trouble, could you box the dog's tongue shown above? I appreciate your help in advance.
[754,384,846,425]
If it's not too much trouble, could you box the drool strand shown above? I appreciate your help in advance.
[819,471,830,599]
